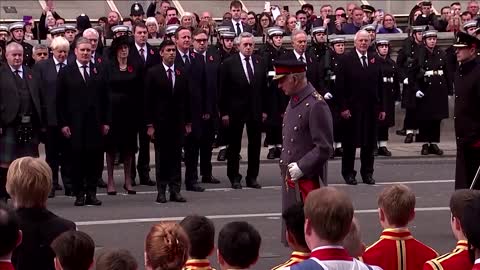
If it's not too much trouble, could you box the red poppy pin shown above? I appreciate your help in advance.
[97,57,102,63]
[176,69,181,76]
[27,74,32,80]
[150,49,154,55]
[370,58,375,64]
[209,55,214,61]
[93,67,97,74]
[127,66,133,73]
[190,52,196,58]
[293,96,299,102]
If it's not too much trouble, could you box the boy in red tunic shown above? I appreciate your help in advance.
[361,184,438,270]
[180,215,216,270]
[423,190,479,270]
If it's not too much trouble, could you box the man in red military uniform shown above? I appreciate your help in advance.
[423,190,479,270]
[361,184,438,270]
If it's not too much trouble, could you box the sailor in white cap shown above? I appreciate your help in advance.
[463,20,478,35]
[0,25,9,41]
[63,24,77,44]
[361,24,377,53]
[7,22,34,67]
[111,25,131,39]
[308,26,327,61]
[164,24,180,41]
[49,26,66,38]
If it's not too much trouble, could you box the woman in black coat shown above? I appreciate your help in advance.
[375,39,401,157]
[104,35,141,195]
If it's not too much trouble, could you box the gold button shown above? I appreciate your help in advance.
[282,123,285,127]
[282,135,285,139]
[280,160,283,164]
[282,148,285,151]
[294,126,298,131]
[306,103,310,107]
[298,114,302,118]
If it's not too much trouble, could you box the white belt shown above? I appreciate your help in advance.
[424,70,444,77]
[383,77,394,83]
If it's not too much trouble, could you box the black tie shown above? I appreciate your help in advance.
[82,65,90,81]
[245,56,254,84]
[167,68,173,90]
[298,55,305,63]
[236,22,242,36]
[183,54,190,67]
[58,63,64,73]
[14,70,21,79]
[139,48,146,65]
[361,55,368,68]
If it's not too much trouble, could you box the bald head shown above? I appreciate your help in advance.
[6,42,24,69]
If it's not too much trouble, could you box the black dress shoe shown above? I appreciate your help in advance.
[170,192,187,202]
[140,178,156,186]
[344,175,358,185]
[74,196,85,206]
[421,144,430,155]
[334,147,343,157]
[267,148,276,159]
[246,178,262,189]
[217,149,227,161]
[107,191,117,195]
[396,129,406,136]
[404,133,414,144]
[85,195,102,206]
[231,182,242,189]
[377,146,392,157]
[123,185,136,194]
[156,193,167,203]
[429,144,444,155]
[186,184,205,192]
[64,189,73,197]
[202,176,221,184]
[362,175,376,185]
[373,147,378,156]
[97,179,107,188]
[48,189,55,198]
[54,184,63,191]
[274,147,282,158]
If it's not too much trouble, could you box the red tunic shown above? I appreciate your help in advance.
[0,262,14,270]
[183,259,215,270]
[361,228,438,270]
[423,240,471,270]
[271,251,311,270]
[473,263,480,270]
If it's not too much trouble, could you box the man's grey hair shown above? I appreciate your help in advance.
[354,29,371,42]
[5,42,23,54]
[238,31,254,44]
[83,28,99,38]
[291,72,307,82]
[75,37,91,48]
[291,29,307,41]
[33,44,48,54]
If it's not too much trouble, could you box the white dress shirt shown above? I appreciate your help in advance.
[356,49,368,67]
[163,62,176,87]
[179,50,190,64]
[91,51,96,63]
[76,60,90,81]
[135,43,147,62]
[293,50,306,63]
[53,57,66,73]
[232,19,244,34]
[239,52,254,83]
[9,65,23,79]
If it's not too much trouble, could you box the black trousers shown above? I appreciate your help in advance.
[418,120,441,143]
[404,109,418,130]
[45,127,72,190]
[265,124,282,146]
[378,126,389,142]
[133,127,151,180]
[455,142,480,189]
[71,149,103,196]
[184,119,215,186]
[154,137,182,193]
[342,144,375,178]
[227,118,261,181]
[216,122,230,147]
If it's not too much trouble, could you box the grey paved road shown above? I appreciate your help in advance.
[47,157,458,270]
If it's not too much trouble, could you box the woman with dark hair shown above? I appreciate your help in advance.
[246,11,258,36]
[75,14,92,38]
[256,12,272,36]
[378,14,402,33]
[407,5,422,27]
[104,35,141,195]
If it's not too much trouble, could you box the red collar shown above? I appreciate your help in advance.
[184,259,212,269]
[291,251,310,261]
[310,247,353,261]
[380,228,413,240]
[456,240,468,250]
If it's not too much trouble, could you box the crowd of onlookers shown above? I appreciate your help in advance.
[1,156,480,270]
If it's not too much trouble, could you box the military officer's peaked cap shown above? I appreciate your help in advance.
[49,26,66,35]
[220,31,236,39]
[463,20,478,31]
[330,37,345,44]
[422,29,437,38]
[361,4,375,13]
[273,60,307,80]
[453,31,480,48]
[267,26,284,37]
[8,22,24,32]
[165,24,180,35]
[311,26,326,35]
[376,39,390,46]
[112,25,131,34]
[361,24,376,32]
[0,25,9,33]
[412,25,427,33]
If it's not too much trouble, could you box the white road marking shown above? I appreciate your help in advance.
[76,206,449,226]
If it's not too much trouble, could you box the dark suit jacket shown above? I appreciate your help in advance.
[222,20,253,35]
[144,64,191,142]
[219,53,268,122]
[281,50,322,92]
[0,65,45,128]
[12,208,76,270]
[128,42,160,71]
[34,58,64,126]
[56,61,110,152]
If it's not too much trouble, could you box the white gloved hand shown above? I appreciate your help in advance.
[403,78,409,85]
[324,92,333,100]
[288,162,304,181]
[416,90,424,98]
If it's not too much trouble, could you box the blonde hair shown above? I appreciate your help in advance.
[145,222,189,270]
[50,36,70,51]
[378,184,416,227]
[6,157,52,208]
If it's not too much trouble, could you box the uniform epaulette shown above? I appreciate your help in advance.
[312,91,323,101]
